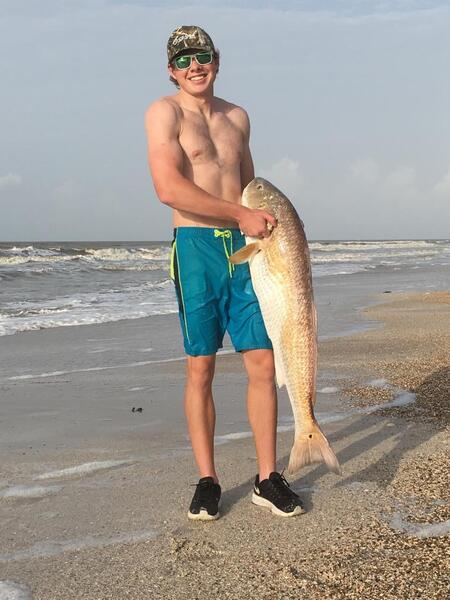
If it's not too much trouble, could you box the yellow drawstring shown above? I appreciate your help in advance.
[214,229,235,277]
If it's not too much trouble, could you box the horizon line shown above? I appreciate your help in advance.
[1,237,448,244]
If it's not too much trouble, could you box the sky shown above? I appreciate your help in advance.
[1,0,449,241]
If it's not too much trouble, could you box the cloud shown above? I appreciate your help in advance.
[260,158,304,198]
[432,168,450,196]
[384,165,416,190]
[347,160,417,198]
[0,173,22,190]
[349,158,380,184]
[53,178,81,201]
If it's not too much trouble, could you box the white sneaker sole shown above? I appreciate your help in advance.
[187,509,220,521]
[187,500,221,521]
[252,492,305,517]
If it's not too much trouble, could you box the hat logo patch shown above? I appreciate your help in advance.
[172,32,197,45]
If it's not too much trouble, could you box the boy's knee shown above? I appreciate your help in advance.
[245,350,275,383]
[186,357,215,389]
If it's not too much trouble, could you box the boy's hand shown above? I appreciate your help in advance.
[238,207,277,238]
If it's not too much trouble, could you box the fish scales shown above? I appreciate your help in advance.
[230,178,341,476]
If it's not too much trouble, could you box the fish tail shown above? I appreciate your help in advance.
[287,421,342,476]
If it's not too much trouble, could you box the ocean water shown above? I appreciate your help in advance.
[0,239,449,338]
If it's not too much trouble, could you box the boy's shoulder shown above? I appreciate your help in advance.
[214,97,250,127]
[145,96,184,132]
[146,95,182,116]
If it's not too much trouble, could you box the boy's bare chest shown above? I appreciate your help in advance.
[179,114,243,166]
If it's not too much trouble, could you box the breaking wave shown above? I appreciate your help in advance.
[1,239,449,336]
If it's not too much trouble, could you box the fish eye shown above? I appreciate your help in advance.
[256,184,263,190]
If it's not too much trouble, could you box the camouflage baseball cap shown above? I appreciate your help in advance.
[167,25,215,63]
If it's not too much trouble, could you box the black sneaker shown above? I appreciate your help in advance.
[188,476,221,521]
[252,471,305,517]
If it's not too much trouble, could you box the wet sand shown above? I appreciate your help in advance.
[0,291,449,599]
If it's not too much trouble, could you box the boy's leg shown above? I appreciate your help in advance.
[243,349,305,517]
[242,349,277,481]
[184,354,219,483]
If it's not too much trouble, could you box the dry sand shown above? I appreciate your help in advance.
[1,291,449,599]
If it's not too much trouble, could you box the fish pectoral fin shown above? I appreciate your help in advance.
[229,242,262,264]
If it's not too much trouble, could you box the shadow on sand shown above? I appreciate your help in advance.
[220,367,448,515]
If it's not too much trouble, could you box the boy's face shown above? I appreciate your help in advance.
[168,49,219,95]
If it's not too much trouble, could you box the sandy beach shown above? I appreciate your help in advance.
[0,290,449,599]
[2,1,450,597]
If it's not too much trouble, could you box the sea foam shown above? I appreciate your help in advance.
[2,239,449,337]
[33,460,132,480]
[6,350,234,382]
[0,485,62,499]
[0,530,158,562]
[389,513,450,538]
[0,580,33,599]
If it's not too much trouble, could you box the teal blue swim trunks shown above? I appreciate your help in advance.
[170,227,272,357]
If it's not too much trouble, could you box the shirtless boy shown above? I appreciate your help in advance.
[145,26,304,520]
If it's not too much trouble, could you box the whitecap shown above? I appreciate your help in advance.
[84,247,169,262]
[0,280,178,338]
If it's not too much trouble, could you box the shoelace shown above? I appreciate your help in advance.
[278,469,290,486]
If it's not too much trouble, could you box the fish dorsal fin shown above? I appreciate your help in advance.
[229,241,262,264]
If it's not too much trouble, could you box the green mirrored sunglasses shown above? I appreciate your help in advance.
[173,51,213,70]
